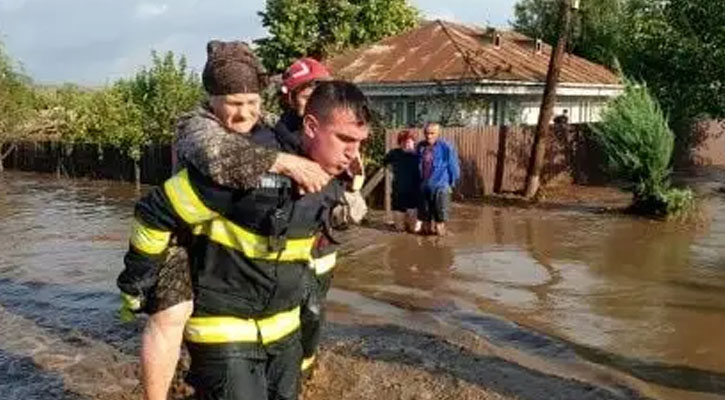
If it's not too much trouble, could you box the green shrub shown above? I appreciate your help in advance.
[591,81,694,216]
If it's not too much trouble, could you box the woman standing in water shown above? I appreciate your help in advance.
[384,130,421,233]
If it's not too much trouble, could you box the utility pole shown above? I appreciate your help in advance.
[524,0,578,199]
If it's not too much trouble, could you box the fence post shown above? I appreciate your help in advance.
[384,130,392,222]
[0,143,14,172]
[55,142,62,178]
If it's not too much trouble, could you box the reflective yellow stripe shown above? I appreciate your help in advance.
[129,218,171,255]
[120,292,142,312]
[193,218,315,261]
[310,252,337,275]
[184,307,300,344]
[301,355,316,371]
[164,169,217,224]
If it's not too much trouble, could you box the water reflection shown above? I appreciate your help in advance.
[384,236,455,291]
[339,198,725,398]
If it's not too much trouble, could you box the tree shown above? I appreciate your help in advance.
[620,0,725,129]
[50,84,146,186]
[591,81,693,216]
[524,0,574,199]
[513,0,626,68]
[117,50,203,144]
[0,42,35,172]
[256,0,419,73]
[514,0,725,130]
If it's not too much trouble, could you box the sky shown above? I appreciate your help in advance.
[0,0,518,85]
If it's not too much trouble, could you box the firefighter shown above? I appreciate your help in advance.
[275,57,366,375]
[119,79,370,400]
[119,41,370,398]
[122,41,336,400]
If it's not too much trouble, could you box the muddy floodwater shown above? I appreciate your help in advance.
[1,170,724,400]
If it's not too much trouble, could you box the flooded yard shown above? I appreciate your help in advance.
[1,170,724,400]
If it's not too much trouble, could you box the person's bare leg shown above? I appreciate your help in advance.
[141,300,193,400]
[406,210,421,233]
[435,222,446,236]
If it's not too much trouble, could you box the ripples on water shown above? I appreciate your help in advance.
[2,171,725,399]
[0,172,141,399]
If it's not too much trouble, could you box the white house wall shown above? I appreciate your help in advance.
[358,81,624,99]
[518,97,607,125]
[361,81,621,127]
[371,94,612,127]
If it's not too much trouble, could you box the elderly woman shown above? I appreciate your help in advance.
[384,129,422,233]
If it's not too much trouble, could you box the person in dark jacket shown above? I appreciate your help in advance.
[275,57,365,192]
[384,129,421,233]
[118,41,353,400]
[417,122,460,236]
[275,57,332,150]
[274,57,367,376]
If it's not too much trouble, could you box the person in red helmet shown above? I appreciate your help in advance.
[275,57,332,148]
[273,58,368,377]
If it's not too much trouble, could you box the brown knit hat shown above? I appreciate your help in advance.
[202,40,268,95]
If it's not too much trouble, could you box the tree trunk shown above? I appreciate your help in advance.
[524,0,573,199]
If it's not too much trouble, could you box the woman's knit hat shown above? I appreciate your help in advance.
[202,40,268,95]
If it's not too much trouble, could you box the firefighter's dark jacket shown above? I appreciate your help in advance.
[117,125,345,346]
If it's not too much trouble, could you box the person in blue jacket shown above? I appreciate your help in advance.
[416,122,460,236]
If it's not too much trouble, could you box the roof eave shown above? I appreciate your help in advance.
[355,79,624,98]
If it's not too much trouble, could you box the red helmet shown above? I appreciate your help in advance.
[281,57,331,97]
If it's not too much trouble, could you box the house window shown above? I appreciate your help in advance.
[406,101,416,126]
[378,100,410,128]
[394,102,405,127]
[382,101,395,126]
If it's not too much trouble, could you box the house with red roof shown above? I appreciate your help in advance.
[326,20,623,127]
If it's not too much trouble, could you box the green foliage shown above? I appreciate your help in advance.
[0,42,36,143]
[261,78,284,126]
[51,84,145,159]
[513,0,626,68]
[620,0,725,126]
[256,0,420,73]
[362,109,388,170]
[32,51,202,159]
[0,45,201,163]
[116,51,203,144]
[591,82,694,216]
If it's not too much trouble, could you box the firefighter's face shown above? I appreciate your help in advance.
[303,107,369,175]
[210,93,261,134]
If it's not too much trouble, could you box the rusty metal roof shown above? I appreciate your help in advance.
[326,20,620,86]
